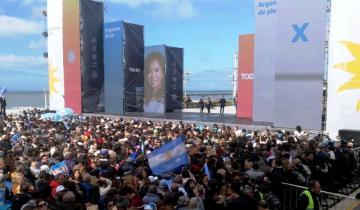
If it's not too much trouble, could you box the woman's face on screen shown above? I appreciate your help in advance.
[148,59,164,90]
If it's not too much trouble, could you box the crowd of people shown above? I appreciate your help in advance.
[0,109,358,210]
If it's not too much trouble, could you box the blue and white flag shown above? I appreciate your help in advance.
[10,133,21,147]
[204,162,211,180]
[63,121,70,130]
[0,87,6,97]
[40,113,56,120]
[56,107,74,116]
[49,161,69,176]
[40,113,65,122]
[148,137,189,175]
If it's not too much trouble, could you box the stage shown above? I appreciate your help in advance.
[90,111,273,131]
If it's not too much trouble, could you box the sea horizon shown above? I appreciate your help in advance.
[4,90,234,109]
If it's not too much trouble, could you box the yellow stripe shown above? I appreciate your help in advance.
[346,200,360,210]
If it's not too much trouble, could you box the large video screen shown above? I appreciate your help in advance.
[144,47,166,113]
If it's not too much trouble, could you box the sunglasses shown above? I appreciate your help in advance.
[107,203,115,207]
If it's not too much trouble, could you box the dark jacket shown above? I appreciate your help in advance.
[225,194,258,210]
[142,193,160,204]
[0,98,6,108]
[199,99,205,108]
[220,98,226,107]
[297,190,320,210]
[12,193,31,210]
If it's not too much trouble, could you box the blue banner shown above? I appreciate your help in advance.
[104,21,124,114]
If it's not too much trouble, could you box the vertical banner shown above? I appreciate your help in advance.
[327,0,360,137]
[47,0,65,110]
[273,0,327,129]
[63,0,81,113]
[80,0,104,113]
[165,47,183,112]
[104,21,124,114]
[253,0,278,123]
[123,22,144,112]
[237,34,254,118]
[144,46,166,113]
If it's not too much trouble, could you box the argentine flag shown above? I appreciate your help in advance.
[50,161,69,176]
[148,137,189,175]
[0,87,6,97]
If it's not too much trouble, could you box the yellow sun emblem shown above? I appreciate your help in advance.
[48,63,60,95]
[333,41,360,111]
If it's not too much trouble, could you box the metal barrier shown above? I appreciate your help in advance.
[281,182,360,210]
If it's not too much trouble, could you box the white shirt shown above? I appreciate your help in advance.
[99,178,112,197]
[144,100,164,113]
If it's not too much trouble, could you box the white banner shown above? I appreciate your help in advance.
[47,0,65,110]
[253,0,278,123]
[327,0,360,138]
[273,0,327,129]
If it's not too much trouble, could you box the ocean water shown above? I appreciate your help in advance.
[187,90,233,101]
[4,90,233,109]
[5,91,48,109]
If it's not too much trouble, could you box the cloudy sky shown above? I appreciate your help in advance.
[0,0,254,91]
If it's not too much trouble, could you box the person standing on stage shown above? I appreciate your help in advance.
[0,96,6,117]
[199,96,205,113]
[0,97,3,117]
[185,96,192,108]
[206,97,212,113]
[219,95,226,115]
[233,95,237,109]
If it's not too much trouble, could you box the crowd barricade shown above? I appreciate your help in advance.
[281,182,360,210]
[354,147,360,162]
[280,147,360,209]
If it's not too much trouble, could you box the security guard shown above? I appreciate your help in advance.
[297,180,321,210]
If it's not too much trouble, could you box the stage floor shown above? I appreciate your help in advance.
[92,111,273,131]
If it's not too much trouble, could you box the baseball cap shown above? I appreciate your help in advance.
[56,185,66,193]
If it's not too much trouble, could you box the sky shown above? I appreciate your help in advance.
[0,0,254,91]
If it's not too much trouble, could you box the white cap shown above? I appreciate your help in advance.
[40,165,49,172]
[56,185,65,193]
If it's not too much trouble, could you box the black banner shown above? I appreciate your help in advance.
[80,0,104,113]
[165,47,183,112]
[123,22,144,112]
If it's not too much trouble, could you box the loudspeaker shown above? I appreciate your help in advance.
[339,129,360,147]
